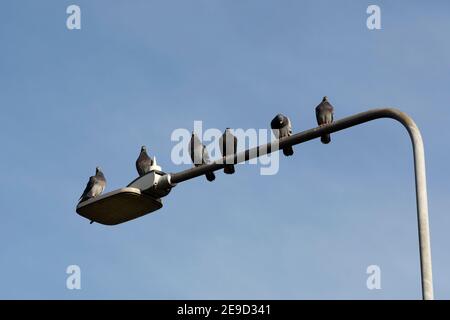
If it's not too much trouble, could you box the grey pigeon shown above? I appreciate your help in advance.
[79,167,106,224]
[79,167,106,203]
[219,128,238,174]
[270,114,294,156]
[315,96,334,144]
[136,145,153,176]
[189,133,215,182]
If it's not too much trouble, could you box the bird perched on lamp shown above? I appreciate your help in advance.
[78,167,106,224]
[189,133,215,182]
[270,113,294,156]
[136,145,154,177]
[315,96,334,144]
[219,128,238,174]
[79,167,106,203]
[79,167,106,224]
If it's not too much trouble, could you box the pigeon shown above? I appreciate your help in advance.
[79,167,106,203]
[219,128,238,174]
[315,96,334,144]
[189,133,215,182]
[136,145,153,176]
[270,114,294,156]
[79,167,106,224]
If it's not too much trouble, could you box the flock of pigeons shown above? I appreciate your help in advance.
[78,96,334,205]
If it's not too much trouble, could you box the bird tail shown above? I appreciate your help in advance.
[321,134,331,144]
[205,171,216,182]
[282,146,294,156]
[224,164,235,174]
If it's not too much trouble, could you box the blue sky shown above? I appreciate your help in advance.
[0,0,449,299]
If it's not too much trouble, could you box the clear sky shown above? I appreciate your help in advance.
[0,0,449,299]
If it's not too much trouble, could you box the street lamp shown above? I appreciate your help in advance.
[76,108,433,300]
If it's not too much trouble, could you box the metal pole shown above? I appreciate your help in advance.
[167,108,433,300]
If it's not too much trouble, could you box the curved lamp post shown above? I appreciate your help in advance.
[165,108,434,300]
[77,108,433,299]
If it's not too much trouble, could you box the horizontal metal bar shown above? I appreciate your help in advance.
[170,108,413,184]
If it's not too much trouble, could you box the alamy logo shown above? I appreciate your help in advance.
[66,5,81,30]
[66,265,81,290]
[171,121,281,175]
[366,265,381,290]
[366,5,381,30]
